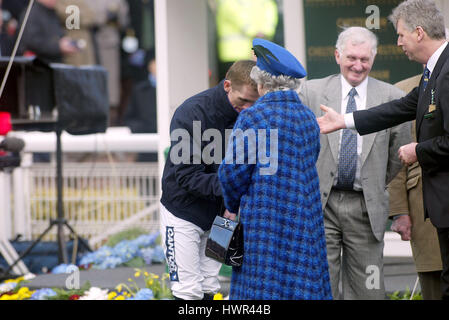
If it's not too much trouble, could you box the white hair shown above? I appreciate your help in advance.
[336,26,378,58]
[250,66,302,92]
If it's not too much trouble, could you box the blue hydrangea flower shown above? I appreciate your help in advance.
[129,288,154,300]
[96,256,123,270]
[78,231,162,270]
[139,247,154,265]
[51,264,78,274]
[151,246,165,263]
[131,233,159,248]
[30,288,57,300]
[113,240,139,262]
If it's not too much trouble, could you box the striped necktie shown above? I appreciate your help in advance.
[336,88,358,190]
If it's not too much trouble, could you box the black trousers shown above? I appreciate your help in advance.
[437,227,449,300]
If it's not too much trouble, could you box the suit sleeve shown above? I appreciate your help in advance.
[386,123,411,184]
[19,12,61,57]
[354,87,419,135]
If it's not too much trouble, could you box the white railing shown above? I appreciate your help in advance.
[4,127,161,249]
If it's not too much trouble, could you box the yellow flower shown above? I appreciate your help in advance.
[0,293,19,300]
[108,291,117,300]
[4,276,24,284]
[213,293,224,300]
[116,284,123,293]
[17,287,34,300]
[134,271,141,278]
[115,295,125,300]
[144,272,149,277]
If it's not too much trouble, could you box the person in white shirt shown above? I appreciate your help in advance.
[298,26,411,300]
[318,0,449,300]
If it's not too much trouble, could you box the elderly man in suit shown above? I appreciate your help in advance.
[318,0,449,300]
[298,26,411,300]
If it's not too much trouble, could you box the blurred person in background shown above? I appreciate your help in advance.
[119,0,155,124]
[215,0,278,80]
[55,0,97,66]
[88,0,129,126]
[16,0,79,163]
[17,0,79,64]
[0,0,15,56]
[123,50,157,162]
[1,0,27,21]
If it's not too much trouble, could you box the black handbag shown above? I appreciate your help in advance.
[205,215,243,267]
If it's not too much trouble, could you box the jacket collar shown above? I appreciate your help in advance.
[416,42,449,137]
[257,90,301,104]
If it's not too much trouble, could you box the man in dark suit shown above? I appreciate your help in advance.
[317,0,449,300]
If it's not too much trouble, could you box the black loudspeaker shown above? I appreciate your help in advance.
[0,56,109,134]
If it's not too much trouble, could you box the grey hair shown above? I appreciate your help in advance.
[250,66,302,92]
[335,26,378,57]
[388,0,445,40]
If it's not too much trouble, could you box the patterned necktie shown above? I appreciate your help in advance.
[336,88,358,190]
[422,67,430,92]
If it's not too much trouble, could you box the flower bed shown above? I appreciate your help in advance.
[0,230,182,300]
[0,269,174,300]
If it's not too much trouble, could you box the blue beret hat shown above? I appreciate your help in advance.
[252,38,307,79]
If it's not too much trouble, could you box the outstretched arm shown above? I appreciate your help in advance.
[316,105,347,134]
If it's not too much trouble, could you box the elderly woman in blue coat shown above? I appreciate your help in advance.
[218,38,332,300]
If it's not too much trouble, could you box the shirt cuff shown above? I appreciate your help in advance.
[344,113,356,130]
[392,214,408,221]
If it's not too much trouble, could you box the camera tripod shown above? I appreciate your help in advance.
[0,127,92,278]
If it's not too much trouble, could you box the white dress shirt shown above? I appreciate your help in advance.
[336,75,368,191]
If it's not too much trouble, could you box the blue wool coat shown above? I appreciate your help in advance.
[218,90,332,300]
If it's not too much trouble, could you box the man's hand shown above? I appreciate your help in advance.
[398,142,418,166]
[390,215,412,241]
[59,37,79,55]
[223,209,237,221]
[317,105,346,134]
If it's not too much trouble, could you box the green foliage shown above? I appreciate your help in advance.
[388,287,423,300]
[47,281,92,300]
[105,227,148,247]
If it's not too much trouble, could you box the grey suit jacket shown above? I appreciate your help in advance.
[298,75,412,241]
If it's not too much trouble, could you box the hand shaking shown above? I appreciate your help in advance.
[317,105,346,134]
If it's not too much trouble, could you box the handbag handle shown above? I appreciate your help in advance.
[220,201,240,222]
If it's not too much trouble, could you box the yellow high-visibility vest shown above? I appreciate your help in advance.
[216,0,278,62]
